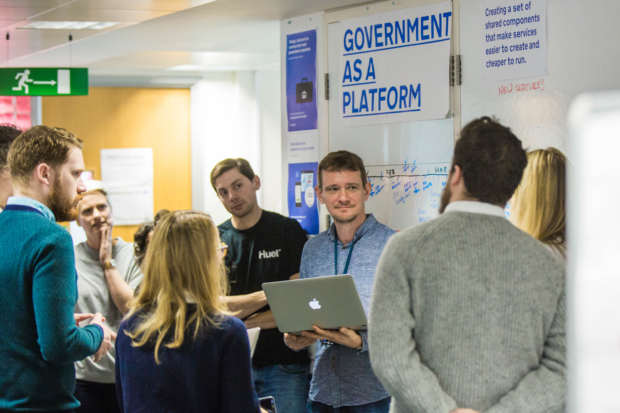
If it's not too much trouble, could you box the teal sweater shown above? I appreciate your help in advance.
[0,206,103,411]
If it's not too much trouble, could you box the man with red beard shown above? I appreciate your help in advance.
[0,126,116,413]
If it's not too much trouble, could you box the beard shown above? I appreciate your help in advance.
[230,201,254,219]
[332,213,359,225]
[438,178,452,214]
[48,177,81,222]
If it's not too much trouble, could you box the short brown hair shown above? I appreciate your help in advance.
[455,117,527,205]
[8,125,83,188]
[0,124,22,170]
[154,209,170,225]
[0,123,22,172]
[318,151,368,189]
[134,221,155,267]
[210,158,255,191]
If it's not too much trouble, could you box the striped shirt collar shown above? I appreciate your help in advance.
[7,196,56,222]
[443,201,505,218]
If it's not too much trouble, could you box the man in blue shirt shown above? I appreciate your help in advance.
[285,150,395,413]
[0,126,115,412]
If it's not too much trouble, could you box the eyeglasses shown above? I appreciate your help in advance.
[217,242,228,258]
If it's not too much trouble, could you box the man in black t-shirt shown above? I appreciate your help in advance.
[211,158,310,413]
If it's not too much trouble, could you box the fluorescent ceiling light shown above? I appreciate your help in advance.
[19,21,120,30]
[84,22,119,30]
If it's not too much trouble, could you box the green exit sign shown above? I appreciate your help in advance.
[0,68,88,96]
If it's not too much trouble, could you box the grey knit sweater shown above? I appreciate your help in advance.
[369,210,566,413]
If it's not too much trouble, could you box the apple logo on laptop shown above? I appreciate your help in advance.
[309,299,321,310]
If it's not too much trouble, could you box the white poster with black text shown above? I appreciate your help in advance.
[339,1,452,127]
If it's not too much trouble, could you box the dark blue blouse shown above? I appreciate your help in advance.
[115,309,260,413]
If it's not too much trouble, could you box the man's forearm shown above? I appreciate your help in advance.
[244,310,277,330]
[224,291,268,320]
[105,268,135,315]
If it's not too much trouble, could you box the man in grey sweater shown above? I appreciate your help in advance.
[369,117,566,413]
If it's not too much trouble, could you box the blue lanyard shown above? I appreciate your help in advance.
[334,230,355,275]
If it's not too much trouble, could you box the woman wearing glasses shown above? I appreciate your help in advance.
[114,210,265,413]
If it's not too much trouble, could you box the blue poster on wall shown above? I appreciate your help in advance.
[286,30,318,132]
[288,162,319,235]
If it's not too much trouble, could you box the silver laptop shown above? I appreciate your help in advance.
[263,275,368,334]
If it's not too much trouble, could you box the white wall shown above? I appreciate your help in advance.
[191,69,282,225]
[256,67,283,214]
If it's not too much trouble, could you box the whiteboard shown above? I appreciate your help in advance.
[460,0,620,156]
[326,1,455,231]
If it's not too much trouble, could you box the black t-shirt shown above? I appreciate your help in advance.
[218,211,309,368]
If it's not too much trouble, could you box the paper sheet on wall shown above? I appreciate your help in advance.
[338,1,452,126]
[286,132,319,234]
[101,148,154,226]
[286,30,318,132]
[480,0,547,82]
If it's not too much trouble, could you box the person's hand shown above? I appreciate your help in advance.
[452,409,481,413]
[301,326,363,349]
[260,408,269,413]
[89,312,117,362]
[74,313,95,326]
[99,226,112,265]
[284,333,316,351]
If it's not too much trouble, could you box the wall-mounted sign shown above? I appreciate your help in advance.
[286,30,318,132]
[480,0,548,82]
[338,1,452,126]
[0,68,88,96]
[288,161,319,235]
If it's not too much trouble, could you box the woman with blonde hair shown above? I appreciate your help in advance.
[114,210,263,413]
[510,147,567,260]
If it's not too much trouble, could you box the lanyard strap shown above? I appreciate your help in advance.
[334,231,355,275]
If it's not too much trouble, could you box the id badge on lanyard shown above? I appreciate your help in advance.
[334,230,355,275]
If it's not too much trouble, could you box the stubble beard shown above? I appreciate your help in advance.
[48,177,81,222]
[332,213,359,225]
[230,201,255,220]
[331,204,359,225]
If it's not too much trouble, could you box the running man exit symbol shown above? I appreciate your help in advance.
[13,70,33,94]
[11,69,69,94]
[0,68,87,96]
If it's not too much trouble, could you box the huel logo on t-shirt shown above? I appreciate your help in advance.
[258,249,282,259]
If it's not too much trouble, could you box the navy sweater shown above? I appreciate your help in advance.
[115,309,260,413]
[0,206,104,411]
